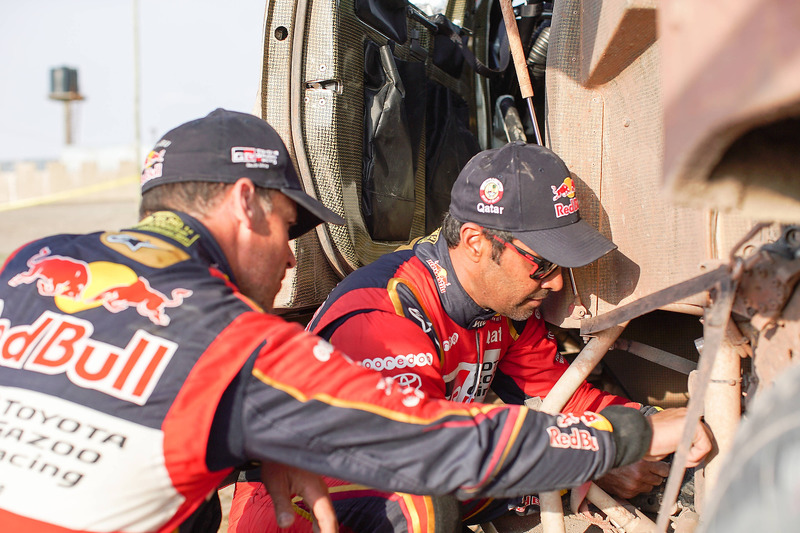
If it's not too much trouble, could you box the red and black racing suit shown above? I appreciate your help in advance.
[231,230,641,532]
[0,212,643,533]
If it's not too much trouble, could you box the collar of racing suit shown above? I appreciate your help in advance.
[414,231,498,330]
[130,210,237,284]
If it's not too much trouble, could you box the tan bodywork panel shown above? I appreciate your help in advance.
[541,0,758,328]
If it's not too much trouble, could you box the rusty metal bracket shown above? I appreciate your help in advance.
[580,265,730,335]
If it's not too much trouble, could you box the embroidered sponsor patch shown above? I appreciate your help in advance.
[546,426,599,452]
[140,149,166,186]
[442,332,459,352]
[551,177,579,218]
[361,352,434,371]
[476,177,505,214]
[425,259,451,294]
[479,177,504,204]
[231,146,279,168]
[551,176,575,201]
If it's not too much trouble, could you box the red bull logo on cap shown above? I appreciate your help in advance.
[141,149,166,186]
[551,177,575,201]
[8,249,191,326]
[551,177,579,218]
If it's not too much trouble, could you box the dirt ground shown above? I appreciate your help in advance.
[0,177,140,262]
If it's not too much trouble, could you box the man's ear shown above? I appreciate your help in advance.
[229,178,261,229]
[460,223,486,264]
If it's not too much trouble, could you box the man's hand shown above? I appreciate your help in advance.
[594,459,669,499]
[645,407,713,466]
[260,461,338,533]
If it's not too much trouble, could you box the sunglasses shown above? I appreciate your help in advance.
[483,230,560,280]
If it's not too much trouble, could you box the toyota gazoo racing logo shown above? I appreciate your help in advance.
[8,248,191,326]
[361,352,434,371]
[477,177,504,215]
[231,146,279,169]
[442,332,459,352]
[312,339,335,362]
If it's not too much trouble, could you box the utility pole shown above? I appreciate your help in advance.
[133,0,142,164]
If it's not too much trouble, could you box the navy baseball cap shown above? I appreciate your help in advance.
[449,141,616,268]
[140,108,344,239]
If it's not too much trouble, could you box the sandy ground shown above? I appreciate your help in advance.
[0,178,141,262]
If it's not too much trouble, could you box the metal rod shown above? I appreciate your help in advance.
[540,324,627,414]
[614,339,698,376]
[701,333,741,507]
[525,97,544,146]
[538,324,628,533]
[586,483,656,533]
[655,276,738,532]
[499,0,543,146]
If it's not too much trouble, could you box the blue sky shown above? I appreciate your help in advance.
[0,0,266,162]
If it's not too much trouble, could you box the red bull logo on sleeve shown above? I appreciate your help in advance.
[8,250,191,326]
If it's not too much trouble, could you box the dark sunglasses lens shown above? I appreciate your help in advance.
[531,260,558,280]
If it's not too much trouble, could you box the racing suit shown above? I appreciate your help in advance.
[0,212,641,533]
[231,230,641,532]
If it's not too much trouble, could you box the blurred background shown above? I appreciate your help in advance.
[0,0,266,262]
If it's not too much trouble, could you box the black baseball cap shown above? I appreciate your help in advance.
[140,108,344,239]
[449,141,616,268]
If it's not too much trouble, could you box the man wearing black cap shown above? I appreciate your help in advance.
[231,141,687,531]
[0,113,707,533]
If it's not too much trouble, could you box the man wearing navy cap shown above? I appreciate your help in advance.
[232,141,694,532]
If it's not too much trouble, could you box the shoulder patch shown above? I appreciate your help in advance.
[132,212,201,248]
[387,278,443,366]
[101,231,190,268]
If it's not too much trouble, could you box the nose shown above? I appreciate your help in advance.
[541,268,564,291]
[286,244,297,270]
